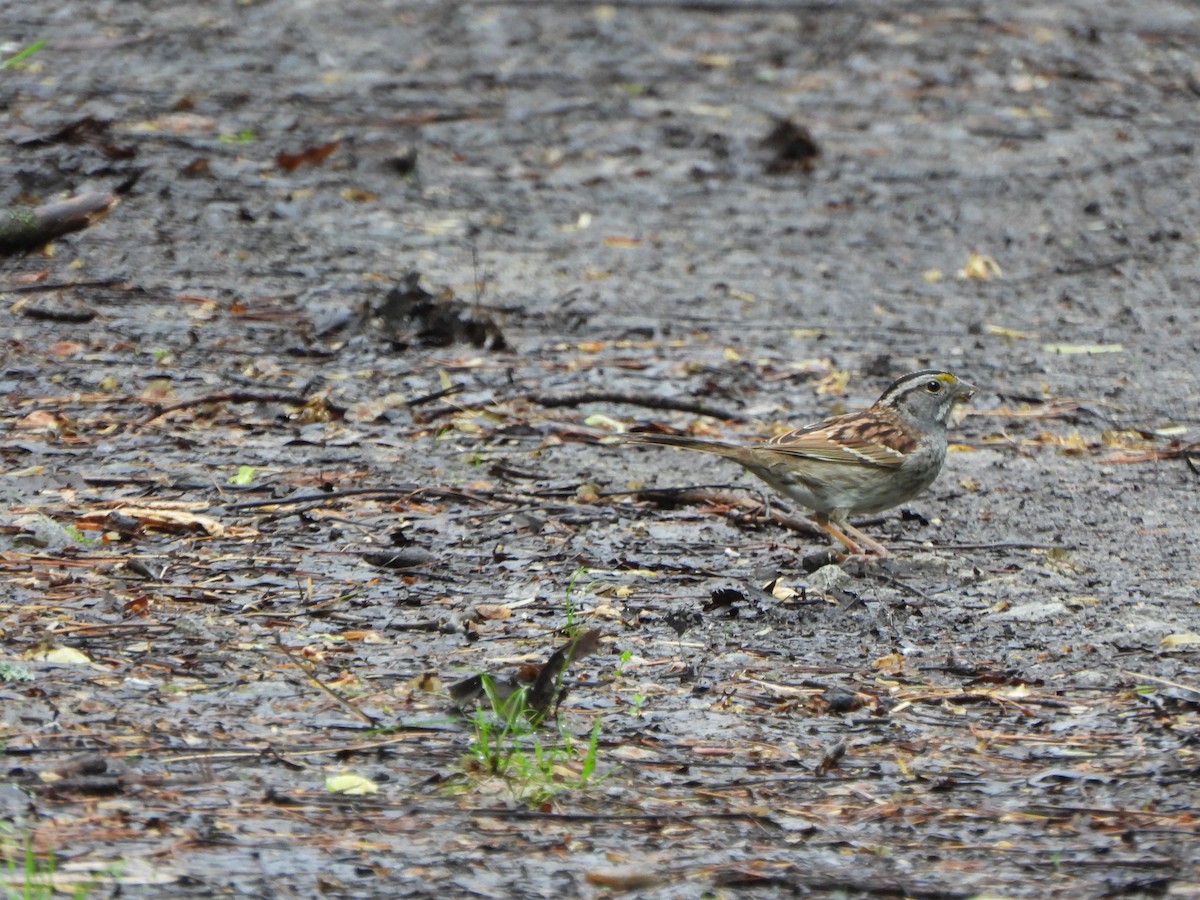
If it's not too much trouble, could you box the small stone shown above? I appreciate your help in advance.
[808,564,850,593]
[994,601,1070,622]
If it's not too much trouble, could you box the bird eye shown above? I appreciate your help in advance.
[926,380,943,393]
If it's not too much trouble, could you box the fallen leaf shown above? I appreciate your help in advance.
[985,323,1037,339]
[1161,633,1200,646]
[47,340,86,357]
[768,580,799,601]
[16,410,61,431]
[585,869,665,890]
[584,413,624,431]
[78,506,226,537]
[1153,424,1187,437]
[1042,342,1123,354]
[27,646,93,665]
[959,250,1002,280]
[276,140,339,172]
[341,630,387,643]
[153,112,217,133]
[227,465,255,486]
[560,212,592,232]
[871,652,906,671]
[325,773,379,795]
[813,369,850,395]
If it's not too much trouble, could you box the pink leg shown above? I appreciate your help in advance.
[814,514,891,558]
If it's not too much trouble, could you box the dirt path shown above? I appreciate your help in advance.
[2,2,1198,896]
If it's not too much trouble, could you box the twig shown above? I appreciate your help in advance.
[18,304,94,323]
[869,571,935,602]
[899,541,1077,552]
[407,383,465,407]
[1020,803,1199,822]
[4,277,128,294]
[0,192,119,255]
[1053,253,1131,276]
[1120,670,1200,698]
[160,732,458,764]
[623,486,826,538]
[137,390,317,426]
[224,484,544,516]
[222,487,422,512]
[463,809,774,823]
[760,506,828,539]
[532,390,745,422]
[712,867,974,900]
[271,644,377,725]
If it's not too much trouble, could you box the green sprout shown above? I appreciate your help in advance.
[0,40,47,70]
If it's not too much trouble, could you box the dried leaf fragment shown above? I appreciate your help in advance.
[760,118,821,173]
[985,323,1037,339]
[585,869,666,891]
[958,250,1002,280]
[78,506,226,537]
[813,369,850,395]
[26,646,93,665]
[1161,633,1200,646]
[871,652,906,672]
[276,140,339,172]
[325,773,379,795]
[1042,342,1123,355]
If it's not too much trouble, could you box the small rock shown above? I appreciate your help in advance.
[993,601,1070,622]
[808,564,850,593]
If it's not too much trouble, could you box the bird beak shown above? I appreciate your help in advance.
[954,379,977,401]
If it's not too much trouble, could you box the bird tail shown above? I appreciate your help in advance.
[620,431,744,461]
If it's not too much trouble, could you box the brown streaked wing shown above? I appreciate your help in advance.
[764,410,917,468]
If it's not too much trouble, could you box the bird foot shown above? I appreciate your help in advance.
[814,517,892,558]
